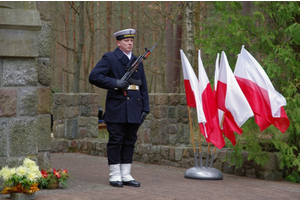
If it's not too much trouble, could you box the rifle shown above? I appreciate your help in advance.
[120,43,156,96]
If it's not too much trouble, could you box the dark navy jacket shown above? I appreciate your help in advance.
[89,47,149,124]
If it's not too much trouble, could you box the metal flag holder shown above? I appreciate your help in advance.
[184,107,223,180]
[184,145,223,180]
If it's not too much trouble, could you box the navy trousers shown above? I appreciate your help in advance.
[106,122,140,165]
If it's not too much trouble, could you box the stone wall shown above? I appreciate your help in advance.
[0,1,52,189]
[51,93,283,181]
[51,93,99,140]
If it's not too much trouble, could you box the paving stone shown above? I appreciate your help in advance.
[1,153,299,200]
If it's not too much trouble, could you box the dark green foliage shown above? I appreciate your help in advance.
[195,1,300,182]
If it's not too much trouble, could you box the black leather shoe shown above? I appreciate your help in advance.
[123,180,140,187]
[110,181,123,187]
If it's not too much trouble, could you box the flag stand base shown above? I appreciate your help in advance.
[184,167,223,180]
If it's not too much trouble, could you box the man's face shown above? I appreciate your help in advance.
[117,38,134,54]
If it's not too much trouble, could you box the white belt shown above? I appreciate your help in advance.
[127,85,139,90]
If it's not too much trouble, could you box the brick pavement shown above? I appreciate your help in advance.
[1,153,299,200]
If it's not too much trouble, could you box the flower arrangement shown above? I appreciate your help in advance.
[0,158,41,194]
[38,168,69,189]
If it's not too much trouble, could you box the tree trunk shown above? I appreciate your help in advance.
[86,2,95,93]
[106,2,111,52]
[174,1,183,93]
[242,1,251,16]
[73,2,85,93]
[165,1,176,93]
[185,1,194,65]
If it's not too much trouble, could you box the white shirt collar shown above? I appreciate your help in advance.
[124,51,132,60]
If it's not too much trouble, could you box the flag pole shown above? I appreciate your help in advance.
[198,128,202,168]
[210,113,225,168]
[206,142,211,168]
[187,106,198,167]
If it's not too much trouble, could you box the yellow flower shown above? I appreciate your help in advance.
[10,168,16,176]
[27,172,38,182]
[0,166,10,178]
[28,165,39,173]
[16,166,28,177]
[23,158,36,167]
[1,168,15,181]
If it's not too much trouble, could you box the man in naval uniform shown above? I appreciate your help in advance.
[89,29,149,187]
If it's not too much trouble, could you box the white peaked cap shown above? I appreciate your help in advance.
[113,29,136,40]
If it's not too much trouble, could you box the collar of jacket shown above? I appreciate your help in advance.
[114,47,131,60]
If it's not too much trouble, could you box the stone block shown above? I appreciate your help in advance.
[65,119,78,140]
[37,87,52,114]
[234,167,245,176]
[169,146,175,161]
[9,119,37,156]
[141,119,150,128]
[168,106,176,119]
[0,2,37,10]
[55,123,65,138]
[0,7,41,30]
[143,128,150,143]
[37,151,51,170]
[80,93,91,105]
[148,154,161,164]
[175,147,183,161]
[36,115,51,151]
[137,144,151,154]
[93,141,107,152]
[176,105,189,123]
[264,153,279,171]
[150,145,161,154]
[37,58,51,86]
[154,93,168,105]
[0,88,17,117]
[169,94,182,106]
[65,106,79,119]
[3,59,38,86]
[80,105,93,117]
[148,94,155,105]
[10,190,36,200]
[81,93,98,105]
[177,124,190,144]
[223,164,234,174]
[0,157,25,169]
[37,2,51,21]
[169,134,178,145]
[0,120,7,157]
[51,139,68,153]
[169,124,177,134]
[256,170,282,181]
[20,87,38,116]
[161,146,169,159]
[79,127,87,138]
[0,3,41,57]
[150,119,169,145]
[56,107,66,120]
[65,93,80,106]
[153,105,167,119]
[245,168,256,178]
[38,21,51,57]
[86,117,98,138]
[52,93,67,107]
[78,117,88,127]
[90,104,98,117]
[180,94,187,105]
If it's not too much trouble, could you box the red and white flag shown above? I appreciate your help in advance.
[180,50,206,124]
[234,46,290,133]
[214,53,225,127]
[198,50,225,149]
[215,51,254,145]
